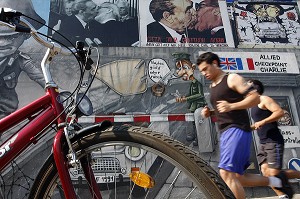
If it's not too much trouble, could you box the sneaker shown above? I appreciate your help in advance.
[274,171,294,199]
[279,195,289,199]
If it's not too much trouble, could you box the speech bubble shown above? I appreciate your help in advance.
[148,58,172,83]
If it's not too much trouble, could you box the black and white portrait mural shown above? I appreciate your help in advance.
[49,0,139,47]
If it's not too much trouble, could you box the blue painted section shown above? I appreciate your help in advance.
[288,158,300,171]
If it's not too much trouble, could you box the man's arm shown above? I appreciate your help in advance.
[253,96,284,129]
[216,73,259,113]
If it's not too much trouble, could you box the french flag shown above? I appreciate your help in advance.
[246,58,255,70]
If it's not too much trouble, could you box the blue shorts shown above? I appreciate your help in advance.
[218,127,252,175]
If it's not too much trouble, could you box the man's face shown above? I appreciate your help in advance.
[82,1,98,21]
[176,60,194,81]
[168,0,194,33]
[0,33,26,58]
[95,5,114,23]
[117,2,129,16]
[198,61,218,81]
[65,3,74,16]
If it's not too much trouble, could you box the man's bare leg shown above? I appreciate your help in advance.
[220,169,245,199]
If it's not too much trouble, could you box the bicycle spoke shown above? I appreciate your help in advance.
[184,186,197,199]
[29,126,234,199]
[161,170,181,199]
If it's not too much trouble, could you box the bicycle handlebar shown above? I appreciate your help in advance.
[0,7,75,56]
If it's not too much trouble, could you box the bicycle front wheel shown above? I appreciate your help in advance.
[29,125,234,199]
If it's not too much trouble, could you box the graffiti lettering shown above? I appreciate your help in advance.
[147,37,161,42]
[210,38,225,43]
[284,137,300,144]
[166,37,176,43]
[281,130,294,135]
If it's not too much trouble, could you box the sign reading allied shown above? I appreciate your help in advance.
[201,52,299,74]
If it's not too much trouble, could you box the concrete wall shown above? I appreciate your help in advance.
[1,0,300,198]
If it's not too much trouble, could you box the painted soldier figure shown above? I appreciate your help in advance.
[0,0,45,119]
[173,52,207,146]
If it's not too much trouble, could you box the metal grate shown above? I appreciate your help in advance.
[78,157,121,173]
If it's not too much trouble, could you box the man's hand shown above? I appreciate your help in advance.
[201,106,211,118]
[252,120,266,130]
[52,20,61,35]
[216,100,232,113]
[176,96,187,103]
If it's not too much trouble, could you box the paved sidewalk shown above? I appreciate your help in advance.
[245,183,300,199]
[251,194,300,199]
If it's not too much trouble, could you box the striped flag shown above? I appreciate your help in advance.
[220,57,243,70]
[246,58,255,70]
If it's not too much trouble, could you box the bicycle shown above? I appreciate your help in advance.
[0,8,234,199]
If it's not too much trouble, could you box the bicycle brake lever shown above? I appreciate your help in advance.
[0,8,22,23]
[0,8,30,33]
[75,41,94,70]
[85,56,94,70]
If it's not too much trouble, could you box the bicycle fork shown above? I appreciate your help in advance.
[53,128,102,199]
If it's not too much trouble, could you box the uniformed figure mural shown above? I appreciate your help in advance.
[0,0,45,119]
[172,52,207,146]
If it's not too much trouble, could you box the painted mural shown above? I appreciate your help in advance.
[227,0,300,48]
[49,0,139,47]
[0,0,300,198]
[139,0,230,47]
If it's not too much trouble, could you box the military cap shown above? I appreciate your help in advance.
[0,0,45,35]
[172,52,191,62]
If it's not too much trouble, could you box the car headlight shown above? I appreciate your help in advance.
[57,91,93,116]
[124,146,145,161]
[75,93,93,116]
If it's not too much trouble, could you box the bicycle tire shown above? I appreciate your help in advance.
[29,124,234,199]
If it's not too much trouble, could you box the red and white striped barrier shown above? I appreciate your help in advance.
[79,113,195,123]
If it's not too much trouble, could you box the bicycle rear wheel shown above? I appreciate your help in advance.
[29,125,234,199]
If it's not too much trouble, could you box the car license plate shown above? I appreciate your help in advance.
[96,176,115,183]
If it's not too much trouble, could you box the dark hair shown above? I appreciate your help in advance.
[248,79,264,95]
[196,52,220,66]
[149,0,175,21]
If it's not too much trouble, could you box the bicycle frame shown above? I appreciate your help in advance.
[0,89,59,171]
[0,19,102,199]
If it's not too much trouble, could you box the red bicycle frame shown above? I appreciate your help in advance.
[0,87,94,198]
[0,88,61,170]
[0,17,102,199]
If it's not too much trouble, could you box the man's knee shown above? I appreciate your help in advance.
[220,169,235,180]
[260,163,269,176]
